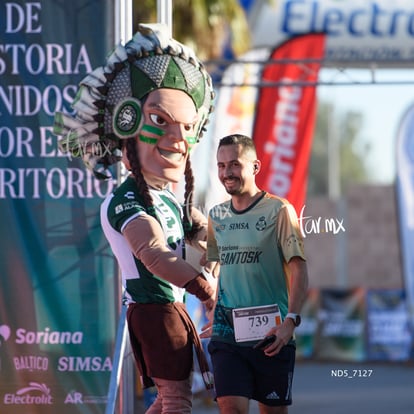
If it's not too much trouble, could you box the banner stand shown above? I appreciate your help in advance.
[105,303,129,414]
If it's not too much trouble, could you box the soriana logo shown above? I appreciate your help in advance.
[2,325,83,345]
[15,327,83,345]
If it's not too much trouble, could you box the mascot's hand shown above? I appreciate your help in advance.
[202,297,215,313]
[185,274,215,305]
[198,240,208,265]
[200,266,218,301]
[198,240,220,278]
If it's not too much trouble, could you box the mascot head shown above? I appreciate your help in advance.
[53,23,214,181]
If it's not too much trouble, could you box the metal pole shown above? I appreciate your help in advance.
[328,105,340,201]
[105,2,133,414]
[115,0,133,44]
[107,2,173,413]
[116,0,132,186]
[157,0,173,36]
[327,105,348,287]
[105,303,129,414]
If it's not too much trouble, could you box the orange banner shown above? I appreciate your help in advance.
[252,34,325,214]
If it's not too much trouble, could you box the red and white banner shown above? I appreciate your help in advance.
[252,33,326,214]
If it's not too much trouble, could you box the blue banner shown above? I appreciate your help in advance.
[0,1,118,413]
[314,288,366,361]
[366,289,412,361]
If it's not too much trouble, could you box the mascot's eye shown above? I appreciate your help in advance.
[150,114,167,126]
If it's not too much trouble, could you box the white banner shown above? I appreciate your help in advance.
[396,102,414,338]
[249,0,414,67]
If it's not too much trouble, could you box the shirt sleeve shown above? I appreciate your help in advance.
[185,207,208,252]
[123,213,200,287]
[107,193,146,233]
[276,202,306,263]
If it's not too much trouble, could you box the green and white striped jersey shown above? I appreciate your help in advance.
[101,176,186,304]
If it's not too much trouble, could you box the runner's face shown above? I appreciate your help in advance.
[217,144,257,195]
[136,89,199,186]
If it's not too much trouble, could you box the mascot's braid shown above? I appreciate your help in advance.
[125,138,156,216]
[183,157,201,240]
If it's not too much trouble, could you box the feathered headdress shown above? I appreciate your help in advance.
[53,23,215,179]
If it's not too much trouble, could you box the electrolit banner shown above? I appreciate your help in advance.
[0,1,118,413]
[249,0,414,66]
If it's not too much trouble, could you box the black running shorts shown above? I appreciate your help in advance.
[208,340,296,406]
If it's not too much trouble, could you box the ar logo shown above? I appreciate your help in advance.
[65,391,83,404]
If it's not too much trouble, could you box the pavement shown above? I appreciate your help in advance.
[190,360,414,414]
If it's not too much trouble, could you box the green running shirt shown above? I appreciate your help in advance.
[207,192,305,344]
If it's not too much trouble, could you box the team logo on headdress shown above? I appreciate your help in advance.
[113,98,143,139]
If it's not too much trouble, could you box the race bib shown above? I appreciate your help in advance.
[232,304,282,342]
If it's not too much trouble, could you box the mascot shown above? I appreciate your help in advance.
[54,23,216,413]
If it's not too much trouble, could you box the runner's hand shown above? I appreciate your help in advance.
[262,320,295,357]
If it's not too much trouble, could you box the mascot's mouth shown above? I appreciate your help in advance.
[158,148,184,162]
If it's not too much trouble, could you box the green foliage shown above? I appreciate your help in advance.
[133,0,250,59]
